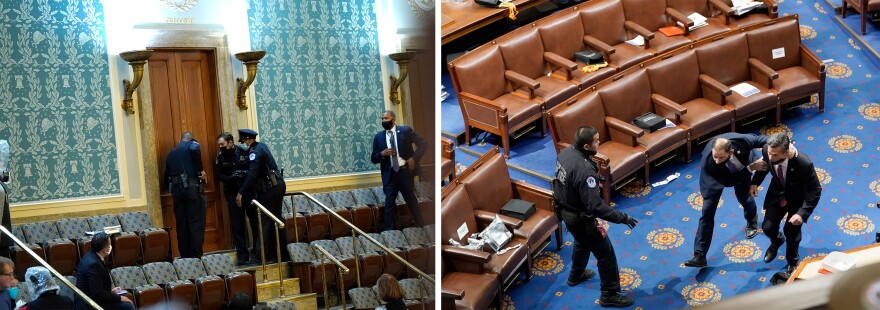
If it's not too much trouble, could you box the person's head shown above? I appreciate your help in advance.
[180,131,194,142]
[767,133,791,164]
[381,110,396,130]
[217,132,235,150]
[237,129,258,147]
[227,292,253,310]
[91,232,112,259]
[711,138,734,164]
[0,257,16,289]
[573,126,600,153]
[376,274,402,302]
[25,266,58,298]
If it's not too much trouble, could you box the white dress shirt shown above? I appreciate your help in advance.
[384,126,407,167]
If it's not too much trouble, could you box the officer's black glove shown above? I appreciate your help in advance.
[623,214,638,229]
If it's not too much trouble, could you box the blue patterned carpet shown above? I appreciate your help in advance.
[443,0,880,308]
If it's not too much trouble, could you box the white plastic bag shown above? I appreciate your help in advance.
[479,215,513,253]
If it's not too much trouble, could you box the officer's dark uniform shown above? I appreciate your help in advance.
[216,144,259,264]
[164,139,206,258]
[238,129,288,262]
[554,146,630,297]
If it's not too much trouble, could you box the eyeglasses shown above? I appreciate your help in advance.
[0,272,15,278]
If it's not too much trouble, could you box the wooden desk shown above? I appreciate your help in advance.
[788,242,880,283]
[441,0,550,45]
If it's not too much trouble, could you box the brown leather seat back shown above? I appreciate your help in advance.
[745,18,802,71]
[666,0,709,15]
[579,0,628,45]
[460,153,514,213]
[453,47,508,100]
[440,185,480,244]
[646,51,702,103]
[622,0,669,31]
[539,11,586,59]
[599,70,654,122]
[498,29,547,79]
[552,93,610,145]
[695,33,750,85]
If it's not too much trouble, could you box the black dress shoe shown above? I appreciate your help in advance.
[764,243,781,263]
[745,227,758,239]
[786,264,796,274]
[683,256,707,268]
[567,269,596,286]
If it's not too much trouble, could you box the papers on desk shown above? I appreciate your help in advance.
[731,83,760,97]
[86,225,122,236]
[677,13,708,31]
[625,35,645,46]
[732,0,763,16]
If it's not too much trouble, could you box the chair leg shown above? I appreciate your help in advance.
[465,126,472,146]
[776,104,782,124]
[502,131,511,159]
[842,0,847,18]
[525,254,533,281]
[555,226,563,250]
[685,140,692,163]
[862,12,866,35]
[602,181,611,205]
[540,116,547,138]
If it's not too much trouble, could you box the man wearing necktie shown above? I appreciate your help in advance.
[371,110,428,231]
[684,133,771,268]
[751,133,822,275]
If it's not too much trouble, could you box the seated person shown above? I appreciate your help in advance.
[22,266,73,309]
[73,232,134,310]
[0,257,18,310]
[376,274,406,310]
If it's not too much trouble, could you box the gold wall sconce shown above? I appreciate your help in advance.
[120,50,153,115]
[388,51,416,105]
[234,50,266,110]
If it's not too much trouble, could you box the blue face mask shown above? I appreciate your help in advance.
[8,287,17,299]
[238,144,249,151]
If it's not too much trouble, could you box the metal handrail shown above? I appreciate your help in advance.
[313,244,349,310]
[251,200,285,297]
[291,192,435,284]
[0,226,103,310]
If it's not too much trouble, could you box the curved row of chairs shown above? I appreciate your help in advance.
[348,277,435,310]
[448,0,781,157]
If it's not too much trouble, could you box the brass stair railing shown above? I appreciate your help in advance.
[313,244,350,310]
[251,199,285,297]
[0,225,103,309]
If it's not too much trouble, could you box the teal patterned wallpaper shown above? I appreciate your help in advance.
[0,0,118,203]
[247,0,385,177]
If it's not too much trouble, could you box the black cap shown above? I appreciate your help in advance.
[238,129,258,143]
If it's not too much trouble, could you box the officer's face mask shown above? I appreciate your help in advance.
[381,120,394,130]
[238,144,249,151]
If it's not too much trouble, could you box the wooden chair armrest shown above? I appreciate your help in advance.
[748,58,779,80]
[799,45,825,76]
[762,0,778,17]
[441,245,491,263]
[605,117,645,138]
[698,74,732,96]
[583,35,616,57]
[505,70,539,89]
[544,52,577,71]
[624,21,654,40]
[474,210,523,229]
[709,0,733,16]
[666,7,694,28]
[512,181,554,212]
[441,287,465,300]
[459,91,504,111]
[651,93,688,115]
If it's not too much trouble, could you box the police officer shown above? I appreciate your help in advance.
[215,132,260,266]
[164,131,207,258]
[235,129,288,263]
[554,126,637,308]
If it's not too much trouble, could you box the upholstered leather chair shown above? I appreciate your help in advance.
[371,187,414,230]
[287,242,336,294]
[335,236,384,286]
[202,254,257,304]
[110,266,167,308]
[714,0,778,29]
[142,262,198,308]
[666,0,731,40]
[399,278,434,308]
[350,188,382,232]
[548,92,648,203]
[440,181,531,289]
[293,195,331,241]
[441,258,500,310]
[118,211,171,264]
[695,33,779,123]
[87,214,141,268]
[842,0,880,34]
[448,46,545,158]
[745,18,826,114]
[329,191,373,235]
[21,221,78,275]
[538,9,617,88]
[312,192,354,240]
[266,300,297,310]
[9,226,45,281]
[55,217,93,259]
[457,148,562,254]
[349,287,382,310]
[380,230,430,278]
[621,0,693,54]
[441,137,456,183]
[311,239,357,291]
[578,0,654,69]
[599,70,691,164]
[646,50,735,150]
[173,258,227,310]
[497,28,580,111]
[359,233,406,280]
[414,182,435,225]
[403,227,435,273]
[281,195,307,243]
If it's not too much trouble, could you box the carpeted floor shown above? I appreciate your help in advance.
[441,0,880,308]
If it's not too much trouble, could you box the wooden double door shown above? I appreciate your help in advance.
[148,49,229,257]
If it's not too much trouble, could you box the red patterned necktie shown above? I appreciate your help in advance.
[777,163,787,207]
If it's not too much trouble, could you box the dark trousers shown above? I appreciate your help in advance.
[258,183,289,261]
[693,179,758,257]
[225,189,258,262]
[763,203,802,265]
[171,185,206,258]
[560,208,620,294]
[382,167,424,231]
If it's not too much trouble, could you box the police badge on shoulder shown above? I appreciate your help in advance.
[586,176,597,188]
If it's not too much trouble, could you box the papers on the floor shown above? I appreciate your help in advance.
[822,58,835,63]
[731,0,763,16]
[651,172,681,187]
[440,84,449,101]
[731,83,760,97]
[625,35,645,46]
[677,13,708,31]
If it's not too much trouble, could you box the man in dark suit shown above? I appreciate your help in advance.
[371,110,427,231]
[73,232,134,310]
[684,133,771,268]
[751,133,822,274]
